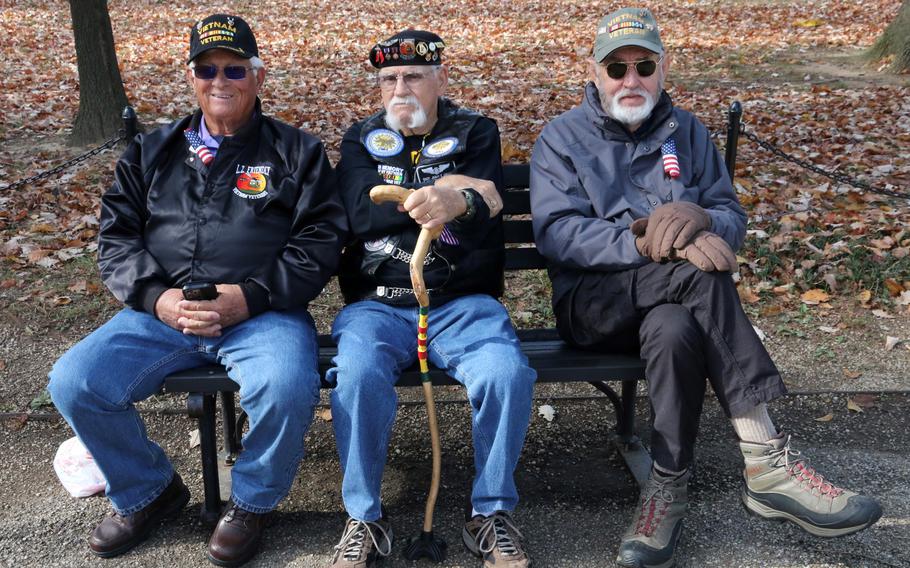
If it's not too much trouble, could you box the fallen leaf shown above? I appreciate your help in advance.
[842,368,862,380]
[814,413,834,422]
[884,278,903,296]
[872,309,894,319]
[738,285,760,304]
[856,290,872,306]
[846,398,863,413]
[189,429,200,448]
[0,279,17,289]
[53,296,72,306]
[851,394,877,408]
[801,289,829,305]
[885,336,902,350]
[818,326,839,334]
[27,249,52,263]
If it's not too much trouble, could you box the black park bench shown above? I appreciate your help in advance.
[164,103,745,524]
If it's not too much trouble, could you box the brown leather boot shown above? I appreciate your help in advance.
[207,501,270,567]
[88,473,190,558]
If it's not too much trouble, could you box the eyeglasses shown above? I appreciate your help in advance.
[377,72,432,89]
[191,64,255,81]
[601,57,662,80]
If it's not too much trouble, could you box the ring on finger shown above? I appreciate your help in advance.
[424,212,432,221]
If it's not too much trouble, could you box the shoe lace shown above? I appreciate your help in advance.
[769,436,844,498]
[634,475,676,537]
[224,504,255,527]
[474,513,525,556]
[334,519,392,561]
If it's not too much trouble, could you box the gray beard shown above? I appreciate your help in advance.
[384,96,428,132]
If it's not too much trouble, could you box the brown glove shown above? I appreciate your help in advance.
[674,230,738,272]
[646,202,711,262]
[630,218,650,257]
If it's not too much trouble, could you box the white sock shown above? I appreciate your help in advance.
[730,403,779,443]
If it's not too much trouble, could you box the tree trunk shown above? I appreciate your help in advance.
[868,0,910,72]
[68,0,130,145]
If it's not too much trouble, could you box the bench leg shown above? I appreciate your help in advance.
[187,392,223,526]
[589,380,652,489]
[218,391,239,503]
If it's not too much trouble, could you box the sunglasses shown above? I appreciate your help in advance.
[191,64,255,81]
[377,72,432,89]
[602,57,662,80]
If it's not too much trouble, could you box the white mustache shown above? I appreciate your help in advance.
[389,95,420,107]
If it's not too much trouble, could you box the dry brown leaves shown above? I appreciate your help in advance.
[0,1,908,311]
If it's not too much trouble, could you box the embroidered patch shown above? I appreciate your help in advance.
[233,164,271,199]
[415,161,455,183]
[366,129,405,158]
[377,164,405,184]
[422,137,458,158]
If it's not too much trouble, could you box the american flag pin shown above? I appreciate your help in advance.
[661,138,680,179]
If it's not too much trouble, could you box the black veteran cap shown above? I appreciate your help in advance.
[188,14,258,63]
[370,30,445,68]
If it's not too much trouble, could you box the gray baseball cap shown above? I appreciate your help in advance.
[593,7,663,62]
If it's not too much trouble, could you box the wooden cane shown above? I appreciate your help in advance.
[369,185,446,559]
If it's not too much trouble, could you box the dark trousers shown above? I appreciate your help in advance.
[555,261,787,472]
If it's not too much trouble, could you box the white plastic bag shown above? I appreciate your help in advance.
[53,436,106,498]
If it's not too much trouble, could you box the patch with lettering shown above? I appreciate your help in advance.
[233,164,271,199]
[415,161,455,183]
[366,129,405,158]
[377,164,406,184]
[422,137,458,158]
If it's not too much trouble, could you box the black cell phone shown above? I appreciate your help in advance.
[182,281,218,301]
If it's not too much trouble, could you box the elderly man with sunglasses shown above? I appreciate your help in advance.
[47,14,347,567]
[530,8,881,568]
[326,30,536,568]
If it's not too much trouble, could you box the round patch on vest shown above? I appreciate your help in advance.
[422,137,458,158]
[366,129,405,158]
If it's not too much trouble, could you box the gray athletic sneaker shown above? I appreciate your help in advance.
[616,468,690,568]
[740,434,882,537]
[462,511,530,567]
[330,517,393,568]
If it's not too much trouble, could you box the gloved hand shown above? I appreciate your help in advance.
[646,202,711,262]
[674,230,738,272]
[630,218,651,257]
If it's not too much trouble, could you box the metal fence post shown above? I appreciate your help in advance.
[121,106,137,142]
[724,101,742,180]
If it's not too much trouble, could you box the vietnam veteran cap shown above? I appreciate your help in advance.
[188,14,258,63]
[593,7,663,62]
[370,30,445,68]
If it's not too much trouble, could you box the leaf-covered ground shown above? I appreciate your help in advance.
[1,0,908,325]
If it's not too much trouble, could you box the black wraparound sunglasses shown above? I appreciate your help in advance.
[602,57,662,80]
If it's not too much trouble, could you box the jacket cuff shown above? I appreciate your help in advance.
[138,282,170,316]
[241,281,270,317]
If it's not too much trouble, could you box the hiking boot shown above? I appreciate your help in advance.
[740,434,882,537]
[616,468,690,568]
[331,517,393,567]
[88,473,190,558]
[462,511,530,567]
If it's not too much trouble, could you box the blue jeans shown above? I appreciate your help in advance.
[327,295,537,521]
[48,308,320,515]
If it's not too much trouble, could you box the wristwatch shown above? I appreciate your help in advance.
[456,188,477,222]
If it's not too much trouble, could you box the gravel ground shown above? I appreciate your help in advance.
[0,391,907,568]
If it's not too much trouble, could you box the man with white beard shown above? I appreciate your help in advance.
[530,8,881,568]
[328,30,536,568]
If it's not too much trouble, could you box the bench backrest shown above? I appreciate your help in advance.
[501,164,545,271]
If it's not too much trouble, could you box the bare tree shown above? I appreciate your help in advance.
[867,0,910,72]
[68,0,130,145]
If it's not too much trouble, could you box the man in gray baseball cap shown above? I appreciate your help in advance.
[531,7,881,568]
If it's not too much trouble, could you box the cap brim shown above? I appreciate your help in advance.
[187,45,254,64]
[593,39,662,62]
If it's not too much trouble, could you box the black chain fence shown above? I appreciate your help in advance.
[1,132,125,194]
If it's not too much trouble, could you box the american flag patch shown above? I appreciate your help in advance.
[439,225,459,246]
[184,128,214,166]
[661,138,680,179]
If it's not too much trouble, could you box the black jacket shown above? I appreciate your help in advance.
[98,102,348,316]
[335,98,504,307]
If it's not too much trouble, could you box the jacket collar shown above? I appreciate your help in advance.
[582,82,674,141]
